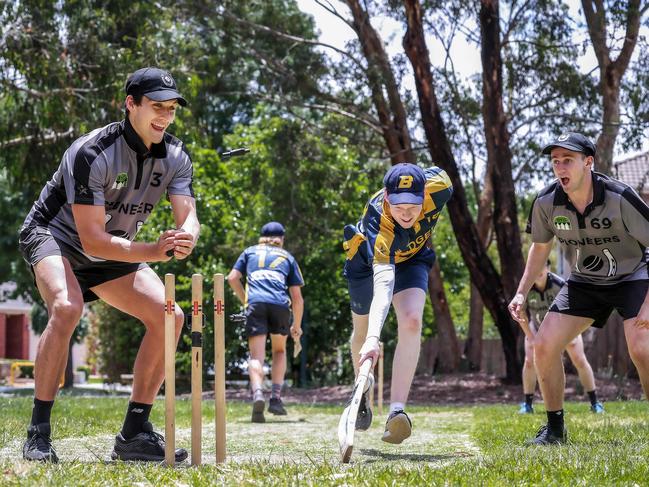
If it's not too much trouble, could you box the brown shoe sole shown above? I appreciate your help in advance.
[381,414,411,444]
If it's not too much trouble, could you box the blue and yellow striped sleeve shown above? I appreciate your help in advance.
[424,166,453,209]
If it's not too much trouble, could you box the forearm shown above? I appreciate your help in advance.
[81,233,157,262]
[366,263,395,340]
[291,296,304,329]
[228,280,245,304]
[178,210,200,242]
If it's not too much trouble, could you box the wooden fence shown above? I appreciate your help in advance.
[418,311,635,379]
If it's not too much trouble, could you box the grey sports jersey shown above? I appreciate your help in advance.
[21,117,194,262]
[527,272,565,325]
[527,171,649,284]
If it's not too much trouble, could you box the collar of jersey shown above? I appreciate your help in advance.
[122,117,168,159]
[552,171,606,214]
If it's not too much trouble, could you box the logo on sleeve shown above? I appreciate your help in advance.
[112,172,128,190]
[553,215,571,230]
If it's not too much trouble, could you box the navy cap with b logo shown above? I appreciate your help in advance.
[260,221,286,237]
[542,132,596,157]
[383,163,426,205]
[125,67,187,107]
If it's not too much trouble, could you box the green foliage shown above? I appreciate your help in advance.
[75,365,92,380]
[88,302,145,383]
[216,113,384,384]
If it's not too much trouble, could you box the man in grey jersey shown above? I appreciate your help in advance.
[508,132,649,445]
[18,67,199,462]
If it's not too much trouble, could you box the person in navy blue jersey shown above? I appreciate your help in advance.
[343,163,452,444]
[227,222,304,423]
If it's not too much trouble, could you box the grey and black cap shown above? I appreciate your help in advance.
[125,67,187,107]
[542,132,596,157]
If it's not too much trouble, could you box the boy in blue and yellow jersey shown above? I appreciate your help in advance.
[227,222,304,423]
[343,163,452,444]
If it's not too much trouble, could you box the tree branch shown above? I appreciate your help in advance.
[581,0,611,68]
[313,0,355,29]
[0,127,75,149]
[219,7,365,71]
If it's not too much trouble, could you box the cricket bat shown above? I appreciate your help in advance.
[337,358,373,463]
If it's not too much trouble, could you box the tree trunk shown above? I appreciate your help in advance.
[479,0,525,298]
[465,120,495,371]
[465,285,484,371]
[403,0,521,382]
[345,0,415,163]
[581,0,643,175]
[428,259,460,372]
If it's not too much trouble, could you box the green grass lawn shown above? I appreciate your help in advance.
[1,396,648,485]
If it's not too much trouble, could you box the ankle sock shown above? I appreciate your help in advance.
[389,402,405,414]
[120,401,152,439]
[587,390,598,406]
[524,394,534,407]
[546,409,564,433]
[271,383,282,400]
[31,398,55,426]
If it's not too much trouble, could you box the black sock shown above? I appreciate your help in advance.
[587,390,598,406]
[120,402,152,439]
[524,394,534,407]
[271,383,282,400]
[546,409,564,433]
[31,398,55,426]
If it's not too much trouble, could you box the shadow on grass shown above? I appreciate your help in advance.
[359,448,474,463]
[235,419,308,424]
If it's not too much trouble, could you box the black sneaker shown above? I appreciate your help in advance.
[526,424,567,445]
[355,392,373,431]
[111,421,188,462]
[23,423,58,463]
[355,372,374,431]
[268,397,287,415]
[251,390,265,423]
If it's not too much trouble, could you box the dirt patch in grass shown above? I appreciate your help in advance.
[213,372,644,406]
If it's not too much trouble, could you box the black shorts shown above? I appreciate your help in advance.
[19,225,146,303]
[549,279,649,328]
[245,302,290,337]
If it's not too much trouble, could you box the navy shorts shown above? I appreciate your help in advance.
[19,225,146,303]
[245,302,291,337]
[549,279,649,328]
[344,251,434,315]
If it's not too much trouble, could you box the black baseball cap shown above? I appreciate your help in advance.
[260,222,285,237]
[383,163,426,205]
[542,132,596,157]
[125,67,187,107]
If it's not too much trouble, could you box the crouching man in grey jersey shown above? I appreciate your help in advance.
[508,132,649,446]
[19,67,199,463]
